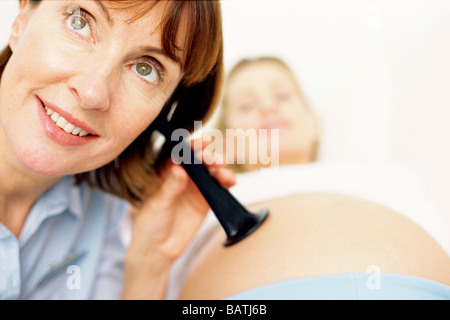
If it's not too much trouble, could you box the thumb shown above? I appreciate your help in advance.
[152,165,188,209]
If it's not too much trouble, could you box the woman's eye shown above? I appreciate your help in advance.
[68,15,91,37]
[239,102,257,113]
[70,16,87,31]
[65,7,92,38]
[133,62,159,84]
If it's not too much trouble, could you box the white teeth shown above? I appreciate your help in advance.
[63,123,76,133]
[50,111,60,123]
[56,117,68,129]
[72,127,82,135]
[50,112,59,123]
[43,104,89,137]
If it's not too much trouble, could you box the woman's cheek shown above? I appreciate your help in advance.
[226,109,258,131]
[122,65,182,130]
[13,27,79,90]
[121,86,167,129]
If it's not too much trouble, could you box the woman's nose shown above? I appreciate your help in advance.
[259,98,277,115]
[68,61,117,111]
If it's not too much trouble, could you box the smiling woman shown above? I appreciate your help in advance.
[0,0,223,205]
[0,0,226,300]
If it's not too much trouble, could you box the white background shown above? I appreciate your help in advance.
[218,0,450,236]
[0,1,448,238]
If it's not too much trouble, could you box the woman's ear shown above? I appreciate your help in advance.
[9,0,33,52]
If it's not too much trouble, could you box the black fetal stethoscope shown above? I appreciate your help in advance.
[148,91,269,247]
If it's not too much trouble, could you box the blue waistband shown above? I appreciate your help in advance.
[224,273,450,300]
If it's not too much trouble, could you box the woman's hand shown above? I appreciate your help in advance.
[121,139,235,299]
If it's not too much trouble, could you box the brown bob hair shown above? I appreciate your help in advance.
[0,0,224,206]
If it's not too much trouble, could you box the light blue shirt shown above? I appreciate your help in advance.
[0,176,129,299]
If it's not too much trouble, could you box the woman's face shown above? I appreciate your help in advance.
[223,61,318,165]
[0,0,183,176]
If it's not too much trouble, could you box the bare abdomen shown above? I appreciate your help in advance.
[178,193,450,299]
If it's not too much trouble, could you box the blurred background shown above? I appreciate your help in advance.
[216,0,450,234]
[1,0,448,235]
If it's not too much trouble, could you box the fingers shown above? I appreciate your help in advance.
[147,165,188,211]
[155,136,234,202]
[190,136,212,152]
[197,150,225,167]
[211,167,236,189]
[161,165,188,203]
[190,137,226,167]
[188,137,235,188]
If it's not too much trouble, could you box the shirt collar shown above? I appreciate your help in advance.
[68,177,84,218]
[40,175,83,219]
[18,175,83,246]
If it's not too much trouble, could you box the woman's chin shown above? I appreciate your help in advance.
[15,147,73,178]
[22,160,67,177]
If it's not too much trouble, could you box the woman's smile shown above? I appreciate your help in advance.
[0,0,183,176]
[259,117,290,131]
[36,95,99,146]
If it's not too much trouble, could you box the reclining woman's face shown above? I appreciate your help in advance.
[223,61,318,165]
[0,1,183,176]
